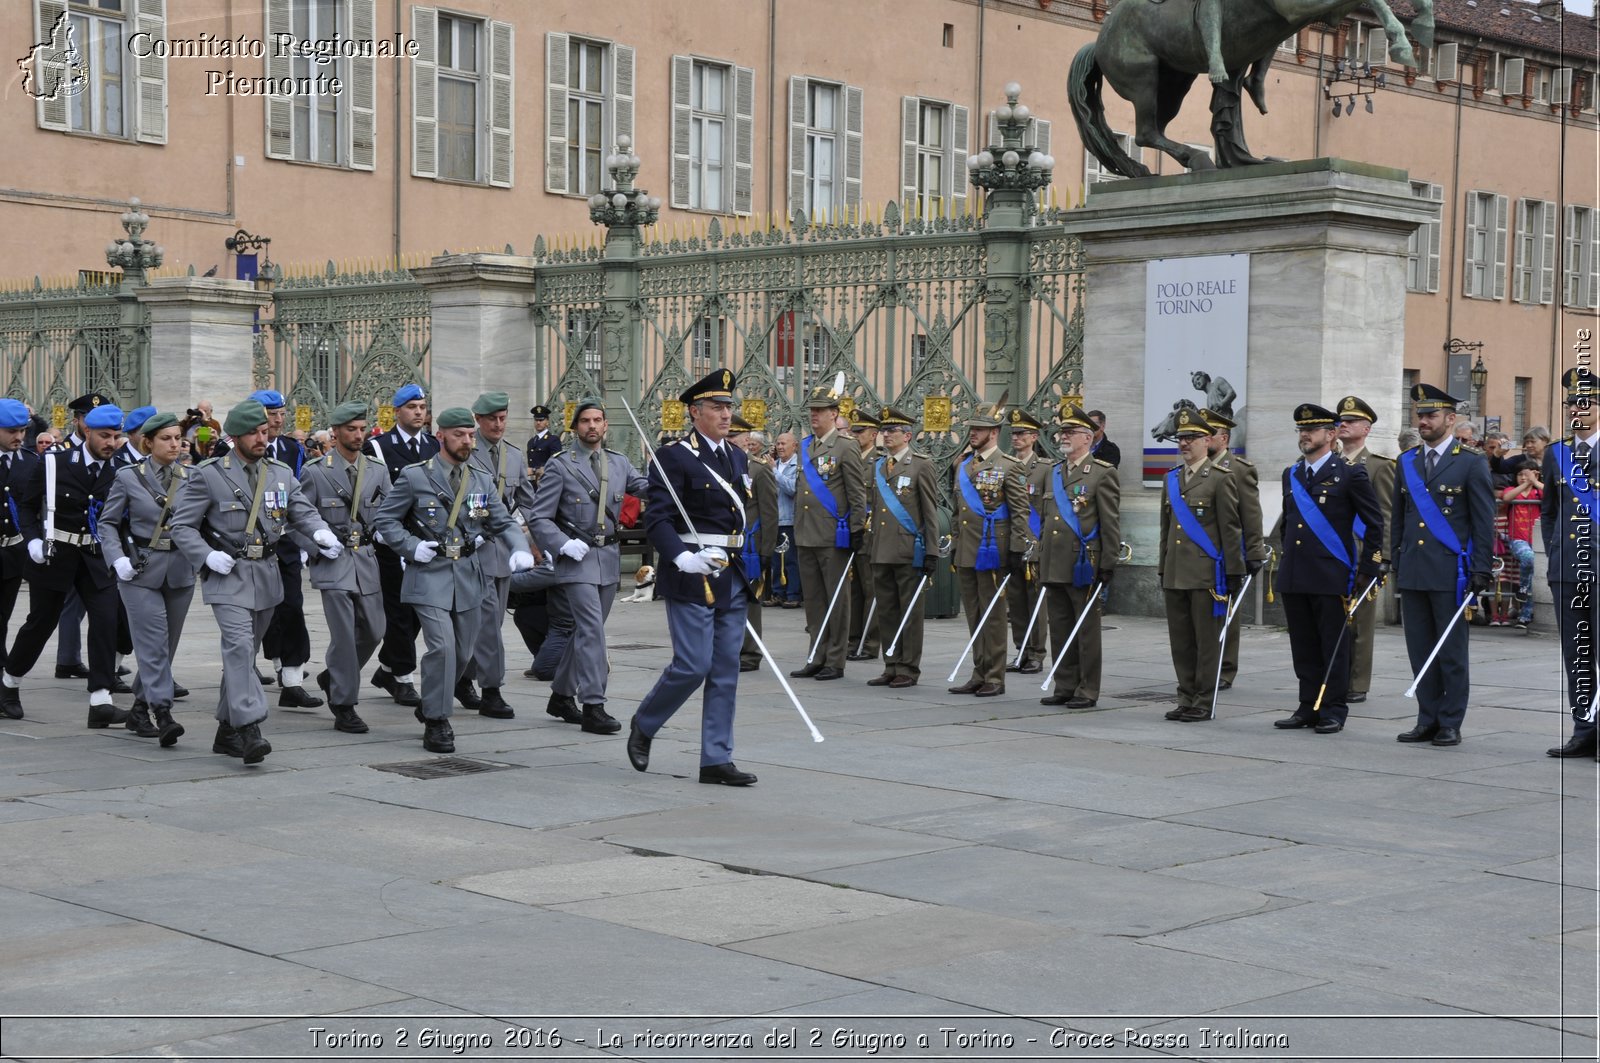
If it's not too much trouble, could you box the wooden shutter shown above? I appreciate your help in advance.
[263,0,293,158]
[1032,118,1052,156]
[1464,190,1483,296]
[410,6,438,177]
[133,0,166,143]
[487,20,513,187]
[987,112,999,150]
[1501,57,1524,97]
[949,104,969,213]
[1540,201,1557,304]
[787,76,806,218]
[613,44,635,145]
[733,65,754,216]
[900,96,919,207]
[348,0,376,169]
[843,84,863,207]
[1492,193,1509,300]
[1436,42,1458,82]
[34,0,69,131]
[1513,198,1532,302]
[1588,210,1600,308]
[1426,183,1443,292]
[1553,67,1574,106]
[670,56,692,209]
[544,31,568,193]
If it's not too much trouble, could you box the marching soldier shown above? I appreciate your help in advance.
[460,391,537,719]
[293,401,389,735]
[0,403,129,727]
[49,391,115,688]
[1203,408,1267,690]
[789,382,868,681]
[1271,404,1385,734]
[1158,407,1246,721]
[527,399,648,733]
[949,400,1034,697]
[1035,405,1120,709]
[731,416,780,673]
[1391,383,1494,747]
[116,406,155,466]
[865,407,941,688]
[1542,368,1600,759]
[1005,408,1048,674]
[846,409,883,662]
[99,412,196,745]
[169,400,342,764]
[525,404,562,479]
[363,383,438,707]
[626,370,759,786]
[1333,395,1395,704]
[0,399,38,695]
[373,408,535,754]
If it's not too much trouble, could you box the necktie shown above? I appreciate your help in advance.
[407,437,420,463]
[1578,441,1592,466]
[887,456,897,475]
[158,463,173,492]
[1425,449,1437,478]
[87,461,101,480]
[717,445,733,479]
[1300,461,1311,485]
[450,463,463,491]
[590,448,604,484]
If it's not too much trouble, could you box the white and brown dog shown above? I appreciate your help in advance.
[621,564,657,603]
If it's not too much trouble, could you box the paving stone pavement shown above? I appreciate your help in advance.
[0,586,1594,1062]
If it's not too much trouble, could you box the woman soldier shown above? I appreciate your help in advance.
[100,412,196,745]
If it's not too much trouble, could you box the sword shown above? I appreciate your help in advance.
[1015,583,1048,668]
[854,598,877,657]
[1039,581,1103,690]
[806,552,856,664]
[885,574,930,657]
[947,571,1011,683]
[1209,572,1254,717]
[1403,592,1479,699]
[1309,572,1383,715]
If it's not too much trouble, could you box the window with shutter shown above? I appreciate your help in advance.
[29,0,71,132]
[348,0,376,169]
[1565,206,1600,309]
[549,35,622,196]
[1500,58,1524,97]
[411,6,439,177]
[42,0,135,139]
[283,0,344,165]
[487,20,513,187]
[436,13,480,182]
[843,85,863,208]
[732,66,754,217]
[1463,190,1506,299]
[1435,43,1458,82]
[1491,193,1509,300]
[680,59,731,212]
[132,0,165,143]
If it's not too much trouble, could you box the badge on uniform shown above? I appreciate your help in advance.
[742,474,753,490]
[816,455,837,477]
[467,491,489,518]
[347,527,363,550]
[265,488,287,518]
[896,475,911,491]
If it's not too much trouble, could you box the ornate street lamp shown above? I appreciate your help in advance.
[587,135,661,230]
[103,197,164,285]
[224,228,281,290]
[965,82,1055,203]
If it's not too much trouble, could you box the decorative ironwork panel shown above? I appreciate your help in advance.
[0,278,144,418]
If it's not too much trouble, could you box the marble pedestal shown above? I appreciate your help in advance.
[140,278,272,418]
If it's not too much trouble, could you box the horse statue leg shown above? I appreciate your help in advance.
[1210,72,1269,168]
[1367,0,1419,67]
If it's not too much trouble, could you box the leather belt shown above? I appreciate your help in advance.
[682,532,744,549]
[146,538,174,552]
[0,534,21,548]
[51,530,100,549]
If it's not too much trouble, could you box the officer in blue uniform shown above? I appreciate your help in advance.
[0,398,40,700]
[1542,368,1600,759]
[525,404,563,479]
[626,369,759,786]
[1391,383,1494,747]
[1271,403,1385,734]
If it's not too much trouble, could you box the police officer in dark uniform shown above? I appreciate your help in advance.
[362,383,438,706]
[0,398,40,701]
[626,369,759,786]
[1,403,130,726]
[525,404,562,479]
[1271,404,1385,734]
[1542,368,1600,759]
[50,391,117,687]
[1392,383,1494,747]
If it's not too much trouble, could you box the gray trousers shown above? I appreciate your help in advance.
[553,581,617,705]
[212,603,273,727]
[320,588,386,706]
[470,572,512,689]
[634,589,747,766]
[121,582,193,710]
[416,603,481,721]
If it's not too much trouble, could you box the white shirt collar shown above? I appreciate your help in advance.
[397,427,421,445]
[1426,437,1453,460]
[1305,450,1333,476]
[1578,429,1600,450]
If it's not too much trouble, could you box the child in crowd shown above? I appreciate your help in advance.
[1501,457,1543,630]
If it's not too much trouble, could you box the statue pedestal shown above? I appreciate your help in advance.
[1061,158,1436,619]
[413,254,539,437]
[139,278,272,419]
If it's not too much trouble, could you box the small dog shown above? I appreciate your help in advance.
[622,564,657,603]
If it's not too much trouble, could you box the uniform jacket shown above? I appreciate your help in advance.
[528,444,649,587]
[747,456,780,558]
[1390,443,1494,593]
[643,431,754,608]
[1276,454,1384,595]
[362,426,439,483]
[1,449,39,571]
[12,445,118,593]
[1541,435,1597,584]
[525,430,563,477]
[1343,446,1395,562]
[114,441,144,468]
[1030,453,1121,584]
[292,451,388,594]
[1210,452,1268,564]
[372,457,527,610]
[794,428,868,549]
[468,434,538,577]
[99,460,198,591]
[865,449,941,566]
[169,454,329,607]
[952,446,1033,567]
[1159,459,1246,590]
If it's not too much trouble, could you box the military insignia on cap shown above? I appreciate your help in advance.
[1010,410,1022,424]
[1343,397,1357,411]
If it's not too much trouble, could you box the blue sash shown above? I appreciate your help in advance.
[1050,464,1098,588]
[1401,449,1471,604]
[801,436,850,548]
[741,518,762,576]
[874,458,924,568]
[1288,469,1354,593]
[1165,467,1227,616]
[1550,441,1598,518]
[958,456,1008,571]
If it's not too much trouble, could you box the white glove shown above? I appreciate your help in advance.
[559,538,590,562]
[312,529,341,552]
[299,549,309,566]
[205,550,236,575]
[413,540,438,564]
[113,557,136,582]
[509,550,536,572]
[26,539,45,565]
[473,534,485,548]
[674,549,713,576]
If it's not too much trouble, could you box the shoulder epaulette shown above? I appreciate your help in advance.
[1458,444,1484,456]
[910,449,932,460]
[196,456,221,468]
[1093,458,1114,468]
[1369,451,1395,463]
[1232,455,1255,467]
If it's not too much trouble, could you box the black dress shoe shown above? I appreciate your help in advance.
[1040,692,1071,706]
[1164,706,1187,720]
[172,683,189,700]
[789,663,823,678]
[0,687,23,720]
[973,683,1005,697]
[1005,663,1022,674]
[813,667,844,681]
[1430,727,1461,746]
[948,679,983,695]
[116,663,131,677]
[739,660,760,672]
[581,704,622,734]
[372,667,420,706]
[152,705,184,747]
[278,685,324,708]
[54,664,89,679]
[1064,696,1097,709]
[1274,715,1314,729]
[87,703,130,728]
[867,673,894,687]
[546,692,582,724]
[523,664,538,679]
[236,722,271,764]
[454,679,483,712]
[1018,659,1044,675]
[110,676,133,695]
[626,715,652,771]
[256,667,274,686]
[699,762,757,786]
[329,705,369,734]
[125,700,159,737]
[1548,734,1599,758]
[1396,725,1438,743]
[422,718,455,754]
[1346,690,1367,704]
[1177,707,1213,722]
[846,651,875,662]
[316,670,331,697]
[212,721,243,757]
[478,687,514,719]
[888,676,917,688]
[1314,720,1344,734]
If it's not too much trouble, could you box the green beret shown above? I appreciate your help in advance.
[329,400,368,426]
[435,407,475,430]
[223,400,268,436]
[139,412,180,437]
[472,391,510,416]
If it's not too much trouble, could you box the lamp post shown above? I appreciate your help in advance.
[1443,337,1485,417]
[1470,354,1488,424]
[965,82,1055,223]
[224,228,281,291]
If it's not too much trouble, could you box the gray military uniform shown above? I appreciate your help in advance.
[372,458,529,721]
[467,435,537,691]
[527,444,648,707]
[169,455,330,728]
[292,451,388,707]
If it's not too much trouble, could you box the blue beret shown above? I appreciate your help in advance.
[248,389,286,410]
[0,398,29,429]
[84,405,125,430]
[393,384,426,406]
[122,405,157,433]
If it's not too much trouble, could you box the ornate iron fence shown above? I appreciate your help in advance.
[0,275,146,426]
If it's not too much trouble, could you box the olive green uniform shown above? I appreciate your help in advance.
[1160,459,1246,713]
[794,428,869,671]
[1007,451,1049,669]
[865,447,941,681]
[1031,455,1120,702]
[1211,452,1266,684]
[739,456,781,669]
[1343,446,1395,697]
[953,446,1033,687]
